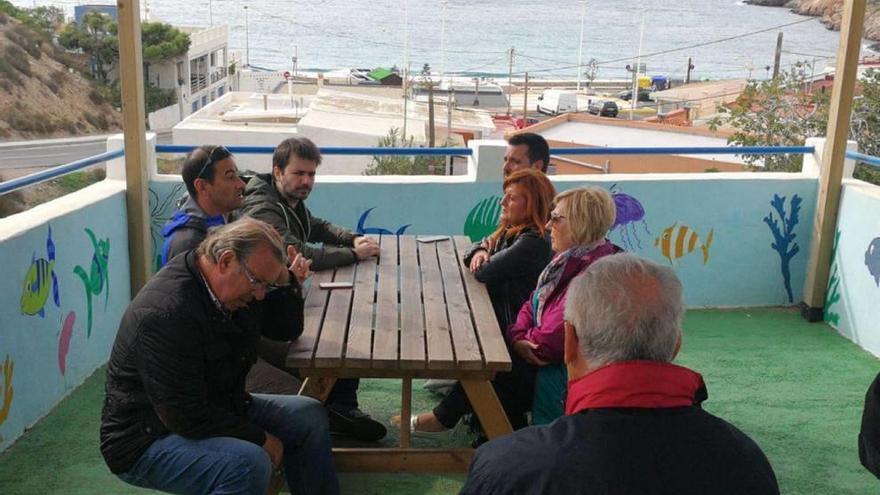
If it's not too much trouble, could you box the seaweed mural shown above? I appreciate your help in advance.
[825,231,842,326]
[356,207,410,235]
[764,193,802,304]
[609,184,650,251]
[150,184,186,272]
[73,228,110,338]
[464,196,501,242]
[0,355,13,430]
[20,225,60,318]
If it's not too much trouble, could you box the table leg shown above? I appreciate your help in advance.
[400,377,412,448]
[299,377,337,403]
[461,379,513,439]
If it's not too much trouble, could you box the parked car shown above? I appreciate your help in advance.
[537,90,578,115]
[588,100,619,118]
[618,89,653,102]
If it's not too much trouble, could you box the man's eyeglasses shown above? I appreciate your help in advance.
[195,145,232,180]
[549,211,566,224]
[240,261,290,293]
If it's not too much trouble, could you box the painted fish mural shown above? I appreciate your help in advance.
[73,228,110,337]
[356,207,410,236]
[654,223,714,265]
[0,354,13,428]
[866,237,880,287]
[58,312,75,376]
[20,226,60,318]
[609,184,650,251]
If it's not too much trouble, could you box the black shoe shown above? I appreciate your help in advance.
[327,407,387,442]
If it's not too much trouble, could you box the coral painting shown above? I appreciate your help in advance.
[0,355,13,430]
[825,231,842,326]
[764,193,802,303]
[149,184,186,272]
[356,207,410,236]
[464,196,501,242]
[609,184,650,251]
[58,312,76,375]
[20,225,60,318]
[73,228,110,338]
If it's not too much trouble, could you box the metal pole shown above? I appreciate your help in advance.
[208,0,213,25]
[402,67,408,141]
[577,0,587,92]
[447,88,454,175]
[116,0,152,294]
[244,6,250,68]
[507,47,514,116]
[802,0,866,321]
[772,32,783,79]
[629,13,645,121]
[523,72,529,121]
[440,0,447,80]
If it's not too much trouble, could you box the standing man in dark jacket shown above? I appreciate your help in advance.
[460,253,779,495]
[239,137,386,441]
[239,137,379,271]
[101,219,338,495]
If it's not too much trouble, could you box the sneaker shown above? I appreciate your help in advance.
[327,406,387,442]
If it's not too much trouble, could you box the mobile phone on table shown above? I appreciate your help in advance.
[417,235,450,243]
[319,282,353,290]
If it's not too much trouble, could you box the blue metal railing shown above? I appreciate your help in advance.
[0,149,124,196]
[0,144,821,197]
[846,150,880,169]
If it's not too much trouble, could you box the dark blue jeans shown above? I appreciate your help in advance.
[118,394,339,495]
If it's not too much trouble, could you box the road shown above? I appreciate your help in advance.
[0,131,173,171]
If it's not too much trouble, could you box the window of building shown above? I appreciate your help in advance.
[192,101,199,113]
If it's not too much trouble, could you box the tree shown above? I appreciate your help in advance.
[27,6,64,35]
[363,128,446,176]
[141,22,190,82]
[58,11,117,84]
[849,69,880,185]
[709,62,827,172]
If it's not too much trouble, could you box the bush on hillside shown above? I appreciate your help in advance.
[84,112,109,131]
[5,45,31,76]
[88,88,105,105]
[0,12,8,24]
[0,58,22,86]
[4,24,42,59]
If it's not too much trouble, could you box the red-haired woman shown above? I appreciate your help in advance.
[395,169,555,434]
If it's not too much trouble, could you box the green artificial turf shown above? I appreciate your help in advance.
[0,308,877,494]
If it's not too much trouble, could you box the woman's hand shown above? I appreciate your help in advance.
[469,249,490,273]
[513,339,549,366]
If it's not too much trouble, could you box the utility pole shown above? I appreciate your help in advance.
[772,32,783,79]
[630,13,645,120]
[208,0,213,25]
[428,79,436,148]
[507,46,514,116]
[402,67,409,141]
[686,57,694,84]
[447,87,455,175]
[440,0,448,80]
[473,77,480,106]
[244,6,250,68]
[577,0,587,92]
[523,72,529,122]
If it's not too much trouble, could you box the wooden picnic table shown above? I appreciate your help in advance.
[287,234,513,473]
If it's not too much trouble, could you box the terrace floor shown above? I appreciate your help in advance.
[0,308,877,494]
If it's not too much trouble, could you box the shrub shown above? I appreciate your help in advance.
[0,58,22,86]
[0,12,7,24]
[84,112,109,130]
[88,88,105,105]
[5,45,31,76]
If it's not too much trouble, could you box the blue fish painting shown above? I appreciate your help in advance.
[357,207,410,236]
[20,225,60,318]
[866,237,880,287]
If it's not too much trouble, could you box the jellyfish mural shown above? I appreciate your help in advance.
[609,184,650,251]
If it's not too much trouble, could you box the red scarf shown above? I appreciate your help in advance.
[565,361,706,415]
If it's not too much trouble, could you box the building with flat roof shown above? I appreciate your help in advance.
[512,113,748,174]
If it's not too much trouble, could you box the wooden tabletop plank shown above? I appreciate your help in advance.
[313,263,355,368]
[398,236,426,370]
[436,238,485,370]
[371,235,400,369]
[418,239,456,370]
[287,268,335,369]
[453,236,512,371]
[345,237,379,369]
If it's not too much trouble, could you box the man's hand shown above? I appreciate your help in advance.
[286,245,312,285]
[353,237,379,260]
[263,432,284,468]
[469,249,490,273]
[513,340,549,367]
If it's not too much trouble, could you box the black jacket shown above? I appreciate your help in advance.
[239,173,357,271]
[860,371,880,479]
[462,228,551,331]
[99,251,304,474]
[461,390,779,495]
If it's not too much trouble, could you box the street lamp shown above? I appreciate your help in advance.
[244,6,250,68]
[576,0,587,92]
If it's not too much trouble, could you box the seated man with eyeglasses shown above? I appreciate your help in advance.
[101,218,339,495]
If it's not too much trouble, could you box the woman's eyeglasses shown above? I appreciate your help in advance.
[549,211,566,224]
[195,146,232,180]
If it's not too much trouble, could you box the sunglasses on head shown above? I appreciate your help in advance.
[195,145,232,180]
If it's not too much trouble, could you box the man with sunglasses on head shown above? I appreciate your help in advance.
[101,218,339,495]
[239,137,387,442]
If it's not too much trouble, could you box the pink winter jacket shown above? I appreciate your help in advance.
[506,240,623,363]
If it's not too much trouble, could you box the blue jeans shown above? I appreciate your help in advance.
[118,394,339,495]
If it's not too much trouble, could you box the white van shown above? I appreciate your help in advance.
[536,90,578,115]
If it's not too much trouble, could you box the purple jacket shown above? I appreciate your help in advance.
[506,240,623,363]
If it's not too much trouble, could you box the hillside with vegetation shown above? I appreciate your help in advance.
[0,4,122,140]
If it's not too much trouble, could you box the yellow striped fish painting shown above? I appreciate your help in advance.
[654,223,714,265]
